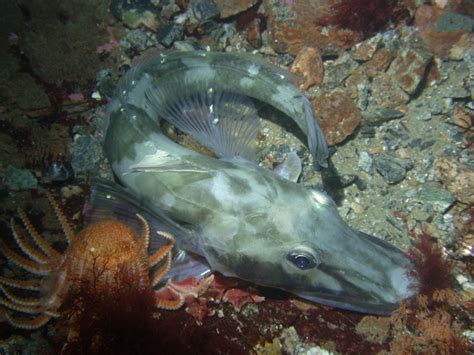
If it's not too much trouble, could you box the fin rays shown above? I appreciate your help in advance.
[145,79,260,161]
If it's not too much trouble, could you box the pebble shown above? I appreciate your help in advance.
[70,135,103,175]
[311,91,362,145]
[120,29,156,51]
[290,46,324,90]
[192,0,220,21]
[373,154,413,184]
[362,106,405,127]
[387,47,433,95]
[2,165,38,191]
[416,187,456,213]
[358,151,373,174]
[159,23,184,47]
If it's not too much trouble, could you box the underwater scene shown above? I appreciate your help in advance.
[0,0,473,353]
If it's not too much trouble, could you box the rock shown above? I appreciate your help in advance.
[290,47,324,90]
[343,70,369,110]
[322,52,359,90]
[120,29,156,51]
[311,91,362,145]
[362,106,404,126]
[351,33,382,61]
[192,0,221,21]
[373,154,413,184]
[434,156,474,204]
[7,73,52,115]
[371,73,410,109]
[214,0,259,19]
[110,0,160,30]
[416,187,456,213]
[358,151,373,174]
[2,165,37,191]
[449,33,474,60]
[239,16,262,48]
[70,135,103,175]
[414,5,473,58]
[18,1,109,85]
[434,11,474,33]
[159,23,184,47]
[263,0,361,56]
[387,47,433,95]
[359,47,397,79]
[355,316,390,344]
[436,61,471,99]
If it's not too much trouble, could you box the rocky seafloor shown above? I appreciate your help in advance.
[0,0,473,354]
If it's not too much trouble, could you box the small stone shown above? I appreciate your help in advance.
[355,316,390,344]
[323,53,359,90]
[311,91,362,145]
[344,71,369,110]
[241,17,262,48]
[373,154,412,184]
[350,202,365,214]
[358,151,373,173]
[120,29,155,51]
[387,47,433,95]
[110,0,159,31]
[414,5,471,58]
[192,0,221,21]
[290,47,324,90]
[449,33,474,60]
[362,106,404,126]
[417,187,456,213]
[159,23,184,47]
[351,33,382,61]
[214,0,259,19]
[264,0,360,55]
[434,156,474,204]
[371,73,410,109]
[417,111,432,121]
[70,135,103,175]
[3,165,37,191]
[359,47,397,79]
[434,12,474,33]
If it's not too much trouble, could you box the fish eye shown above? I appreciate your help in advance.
[287,248,319,270]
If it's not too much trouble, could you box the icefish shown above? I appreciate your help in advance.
[103,51,417,315]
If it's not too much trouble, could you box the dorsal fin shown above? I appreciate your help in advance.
[145,78,260,161]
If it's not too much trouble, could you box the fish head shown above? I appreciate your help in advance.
[207,187,418,315]
[276,189,417,314]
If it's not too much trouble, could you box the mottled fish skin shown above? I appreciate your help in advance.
[107,50,328,167]
[104,51,416,315]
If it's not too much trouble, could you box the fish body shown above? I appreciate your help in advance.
[104,51,416,315]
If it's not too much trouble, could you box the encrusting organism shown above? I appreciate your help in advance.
[0,191,182,334]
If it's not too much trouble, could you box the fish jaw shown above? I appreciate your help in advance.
[290,228,417,315]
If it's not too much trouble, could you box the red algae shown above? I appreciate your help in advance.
[61,265,160,354]
[317,0,412,37]
[386,231,471,354]
[406,231,453,298]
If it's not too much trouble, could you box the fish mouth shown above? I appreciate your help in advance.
[294,230,418,315]
[294,290,402,315]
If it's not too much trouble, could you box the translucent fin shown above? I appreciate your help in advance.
[84,178,202,256]
[145,78,260,161]
[164,249,211,282]
[273,151,302,182]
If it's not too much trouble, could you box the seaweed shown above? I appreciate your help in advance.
[406,231,453,299]
[317,0,412,37]
[60,264,159,355]
[388,231,471,354]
